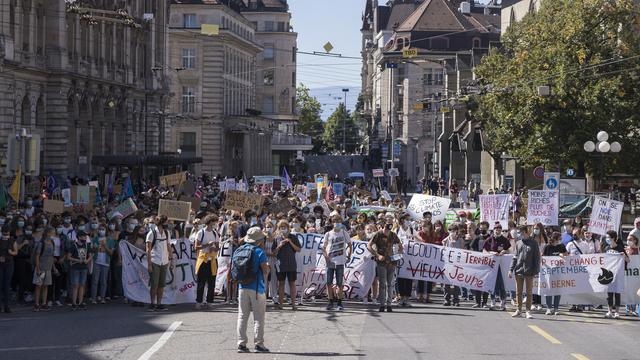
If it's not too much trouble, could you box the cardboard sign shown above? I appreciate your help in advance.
[526,190,559,226]
[223,190,264,213]
[267,198,292,215]
[372,169,384,178]
[479,194,511,229]
[160,172,187,188]
[406,194,451,221]
[272,178,282,191]
[76,185,90,204]
[180,196,201,212]
[107,198,139,219]
[588,197,624,236]
[158,199,192,221]
[333,183,345,197]
[43,199,64,214]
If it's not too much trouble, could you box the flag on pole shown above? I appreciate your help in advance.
[9,167,21,203]
[123,176,134,199]
[46,172,58,195]
[282,166,292,189]
[194,189,203,199]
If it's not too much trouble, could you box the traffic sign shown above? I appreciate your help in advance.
[566,168,575,177]
[323,42,334,53]
[388,168,400,177]
[543,172,560,190]
[533,166,545,180]
[385,62,398,69]
[402,48,417,59]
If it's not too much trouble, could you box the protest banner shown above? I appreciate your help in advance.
[406,194,451,221]
[398,240,499,292]
[225,179,237,191]
[272,178,282,191]
[372,169,384,178]
[223,190,264,213]
[333,183,344,197]
[43,199,64,214]
[158,199,192,221]
[526,190,559,226]
[588,197,624,236]
[159,172,187,188]
[76,185,90,204]
[180,196,201,212]
[479,195,510,229]
[215,241,233,293]
[121,238,197,304]
[107,198,138,219]
[267,198,293,215]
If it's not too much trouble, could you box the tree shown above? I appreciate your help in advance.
[473,0,640,176]
[322,103,362,154]
[296,84,325,154]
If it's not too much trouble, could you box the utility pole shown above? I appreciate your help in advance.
[342,88,349,154]
[388,65,395,192]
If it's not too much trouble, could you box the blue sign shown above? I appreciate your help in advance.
[545,178,558,190]
[566,168,575,177]
[333,183,344,197]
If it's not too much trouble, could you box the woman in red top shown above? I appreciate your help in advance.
[433,220,448,245]
[416,220,436,302]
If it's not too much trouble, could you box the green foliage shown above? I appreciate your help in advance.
[322,103,363,154]
[296,84,325,154]
[474,0,640,175]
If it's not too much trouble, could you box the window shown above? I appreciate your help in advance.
[180,132,197,156]
[263,69,274,86]
[263,45,274,60]
[181,48,196,69]
[423,72,433,86]
[265,21,274,32]
[291,71,296,87]
[292,46,296,62]
[182,87,195,113]
[434,72,444,85]
[262,96,274,114]
[277,22,285,32]
[183,14,197,28]
[473,38,481,48]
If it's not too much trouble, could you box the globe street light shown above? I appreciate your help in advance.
[584,131,621,191]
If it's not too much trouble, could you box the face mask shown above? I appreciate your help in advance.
[26,201,33,206]
[25,230,32,236]
[280,229,289,236]
[627,241,634,247]
[334,223,344,231]
[148,224,157,231]
[64,218,71,224]
[533,229,540,236]
[35,228,43,233]
[78,225,86,231]
[17,221,25,228]
[1,235,8,240]
[108,224,116,231]
[128,224,136,231]
[91,223,99,230]
[435,227,442,232]
[292,222,301,229]
[56,227,64,235]
[605,237,612,245]
[98,230,106,237]
[42,219,47,226]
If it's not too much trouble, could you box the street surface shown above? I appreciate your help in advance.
[1,292,637,360]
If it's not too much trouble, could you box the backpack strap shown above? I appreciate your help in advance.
[571,240,583,255]
[151,229,157,250]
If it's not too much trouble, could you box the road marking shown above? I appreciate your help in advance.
[137,321,182,360]
[527,325,562,344]
[571,353,591,360]
[0,345,80,352]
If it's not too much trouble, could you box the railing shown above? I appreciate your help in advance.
[271,132,311,146]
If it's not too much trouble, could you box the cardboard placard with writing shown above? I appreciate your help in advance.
[160,172,187,188]
[223,190,264,213]
[158,199,192,222]
[180,196,201,212]
[107,198,139,219]
[267,198,292,215]
[43,199,65,214]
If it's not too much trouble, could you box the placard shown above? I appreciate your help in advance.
[372,169,384,178]
[223,190,264,213]
[272,178,282,191]
[179,196,201,212]
[267,198,292,215]
[526,190,559,226]
[158,199,192,221]
[107,198,139,219]
[333,183,344,197]
[588,197,624,236]
[479,194,511,229]
[406,194,451,221]
[25,180,41,196]
[76,185,90,204]
[43,199,64,214]
[159,172,187,188]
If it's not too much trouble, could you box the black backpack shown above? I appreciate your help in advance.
[231,243,257,286]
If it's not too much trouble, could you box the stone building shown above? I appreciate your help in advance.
[0,0,170,178]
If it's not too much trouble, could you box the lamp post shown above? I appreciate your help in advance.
[583,131,621,191]
[342,88,349,154]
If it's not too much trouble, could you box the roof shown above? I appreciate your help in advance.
[385,2,420,31]
[396,0,500,33]
[375,6,391,33]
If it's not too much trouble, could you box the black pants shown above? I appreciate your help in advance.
[13,258,31,302]
[607,292,621,308]
[397,278,412,297]
[0,262,14,309]
[417,281,432,295]
[49,263,66,302]
[473,290,488,305]
[196,261,216,304]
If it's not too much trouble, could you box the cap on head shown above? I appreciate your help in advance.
[244,227,265,245]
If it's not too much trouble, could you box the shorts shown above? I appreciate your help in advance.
[70,268,88,286]
[277,271,297,282]
[149,263,168,289]
[326,265,344,287]
[33,270,52,286]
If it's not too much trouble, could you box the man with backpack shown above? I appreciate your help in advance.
[194,214,220,310]
[145,215,174,312]
[234,227,270,353]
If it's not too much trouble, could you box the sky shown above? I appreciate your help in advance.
[288,0,364,118]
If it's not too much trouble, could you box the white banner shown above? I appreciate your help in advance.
[397,241,499,292]
[215,241,232,294]
[120,238,197,304]
[406,194,451,222]
[588,197,624,236]
[479,195,510,229]
[527,190,559,226]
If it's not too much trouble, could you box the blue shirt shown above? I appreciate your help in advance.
[561,232,573,246]
[239,246,268,294]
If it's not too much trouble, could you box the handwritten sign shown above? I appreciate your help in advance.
[406,194,451,221]
[479,194,511,229]
[588,197,624,236]
[107,198,139,219]
[272,178,282,191]
[43,199,64,214]
[158,199,192,222]
[223,190,264,213]
[372,169,384,178]
[76,185,90,204]
[159,172,187,188]
[526,190,559,226]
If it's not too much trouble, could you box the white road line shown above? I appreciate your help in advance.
[137,321,182,360]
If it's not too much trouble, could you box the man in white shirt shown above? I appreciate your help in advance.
[322,212,352,311]
[194,215,220,309]
[145,215,173,312]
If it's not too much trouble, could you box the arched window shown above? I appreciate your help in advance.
[21,96,31,127]
[472,38,481,48]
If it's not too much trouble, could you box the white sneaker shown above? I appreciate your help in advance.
[526,311,533,319]
[490,300,496,308]
[545,309,552,315]
[511,310,522,317]
[604,312,613,319]
[536,305,543,311]
[55,300,63,307]
[613,312,620,319]
[554,311,560,316]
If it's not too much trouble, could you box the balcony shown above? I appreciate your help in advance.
[271,131,313,151]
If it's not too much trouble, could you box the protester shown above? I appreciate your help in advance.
[471,221,490,308]
[322,213,352,311]
[509,225,541,319]
[542,232,567,315]
[145,215,173,312]
[33,228,56,311]
[194,214,220,309]
[0,226,18,313]
[602,230,627,319]
[482,223,509,311]
[442,224,463,306]
[68,231,91,310]
[263,220,278,305]
[368,222,402,313]
[90,224,115,304]
[274,220,301,310]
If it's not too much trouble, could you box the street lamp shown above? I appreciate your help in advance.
[583,131,621,191]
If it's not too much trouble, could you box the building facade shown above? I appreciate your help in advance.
[0,0,170,178]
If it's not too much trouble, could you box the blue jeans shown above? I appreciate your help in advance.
[545,295,561,311]
[70,268,88,286]
[493,267,506,300]
[326,265,345,287]
[0,262,14,309]
[376,264,395,306]
[91,263,110,299]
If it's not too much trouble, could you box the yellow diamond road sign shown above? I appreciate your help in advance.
[402,48,417,58]
[323,42,334,53]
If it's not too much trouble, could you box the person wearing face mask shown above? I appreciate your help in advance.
[625,234,639,317]
[395,216,414,307]
[509,225,541,319]
[24,197,35,218]
[602,230,628,319]
[61,213,77,242]
[263,222,279,306]
[470,221,491,308]
[529,223,548,311]
[560,219,576,246]
[49,220,66,307]
[483,223,510,311]
[368,221,403,313]
[364,223,380,304]
[442,224,464,306]
[542,232,568,316]
[88,218,100,238]
[33,227,56,312]
[273,221,301,310]
[194,215,221,310]
[322,213,352,311]
[12,216,33,305]
[67,231,92,310]
[582,227,600,254]
[565,227,590,313]
[89,225,115,305]
[0,226,18,313]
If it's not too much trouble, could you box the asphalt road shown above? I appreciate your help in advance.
[0,294,638,360]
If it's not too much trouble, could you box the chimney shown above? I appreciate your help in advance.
[459,1,471,15]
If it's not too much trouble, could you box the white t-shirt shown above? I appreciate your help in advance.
[566,239,589,256]
[194,228,219,255]
[323,229,352,266]
[145,229,171,266]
